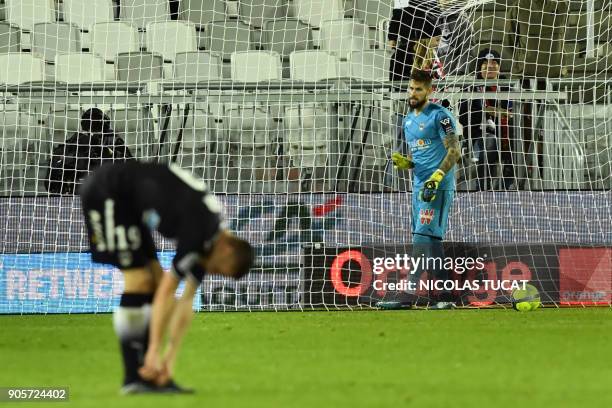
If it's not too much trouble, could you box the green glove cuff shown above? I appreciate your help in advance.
[430,169,445,183]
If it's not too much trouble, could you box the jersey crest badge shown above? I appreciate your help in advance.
[419,209,435,225]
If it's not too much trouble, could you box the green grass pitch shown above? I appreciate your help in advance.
[1,308,611,408]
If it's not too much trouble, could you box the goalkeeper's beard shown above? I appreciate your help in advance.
[409,97,426,110]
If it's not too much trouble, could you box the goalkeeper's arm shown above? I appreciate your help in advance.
[426,133,462,182]
[420,134,462,202]
[439,133,462,172]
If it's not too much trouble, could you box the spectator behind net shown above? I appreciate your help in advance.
[388,0,442,81]
[459,49,516,191]
[45,108,133,195]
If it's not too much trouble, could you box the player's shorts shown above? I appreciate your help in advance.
[411,188,454,240]
[80,175,157,270]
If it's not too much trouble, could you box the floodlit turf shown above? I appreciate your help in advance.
[1,308,611,408]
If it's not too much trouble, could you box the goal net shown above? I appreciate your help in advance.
[0,0,610,313]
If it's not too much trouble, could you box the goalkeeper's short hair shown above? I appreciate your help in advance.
[410,69,433,87]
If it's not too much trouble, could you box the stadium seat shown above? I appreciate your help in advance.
[46,108,82,147]
[261,18,313,60]
[238,0,289,29]
[358,106,394,168]
[0,111,39,194]
[204,20,252,61]
[348,50,389,81]
[289,50,339,81]
[174,51,223,81]
[5,0,55,32]
[0,53,45,84]
[227,105,272,170]
[0,22,22,53]
[352,0,393,27]
[91,22,140,63]
[32,23,81,63]
[285,104,329,168]
[62,0,114,32]
[110,108,155,159]
[178,0,226,29]
[319,19,370,59]
[145,21,198,62]
[115,52,164,81]
[291,0,344,28]
[54,54,105,83]
[231,51,282,82]
[119,0,169,30]
[168,108,210,178]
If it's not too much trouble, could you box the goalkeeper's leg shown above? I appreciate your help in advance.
[410,189,456,309]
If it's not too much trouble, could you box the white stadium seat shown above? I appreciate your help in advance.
[291,0,344,28]
[204,20,252,61]
[227,106,272,170]
[91,22,140,62]
[0,22,22,53]
[47,109,82,146]
[289,50,339,81]
[238,0,289,29]
[62,0,114,31]
[54,53,105,83]
[319,19,370,59]
[110,108,155,159]
[261,18,313,60]
[178,0,226,29]
[0,53,45,84]
[353,0,393,27]
[231,51,282,82]
[32,22,81,62]
[115,52,164,81]
[349,50,390,81]
[5,0,55,32]
[146,21,198,62]
[119,0,169,30]
[0,111,40,194]
[168,109,210,178]
[174,51,223,81]
[285,104,329,168]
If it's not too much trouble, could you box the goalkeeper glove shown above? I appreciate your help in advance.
[420,169,445,202]
[391,152,414,170]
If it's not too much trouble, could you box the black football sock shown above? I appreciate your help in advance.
[113,293,153,385]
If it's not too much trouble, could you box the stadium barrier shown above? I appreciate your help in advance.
[1,191,610,313]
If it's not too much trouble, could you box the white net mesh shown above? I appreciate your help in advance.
[0,0,611,312]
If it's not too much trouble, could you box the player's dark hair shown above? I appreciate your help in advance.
[229,237,255,279]
[410,69,433,87]
[81,108,110,134]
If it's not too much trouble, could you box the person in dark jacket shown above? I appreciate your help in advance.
[45,108,133,195]
[388,0,442,81]
[459,49,516,191]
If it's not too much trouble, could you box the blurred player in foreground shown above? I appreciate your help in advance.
[382,69,461,310]
[80,162,254,394]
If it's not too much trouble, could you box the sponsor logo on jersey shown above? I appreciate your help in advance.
[419,123,425,131]
[410,138,432,150]
[419,209,435,225]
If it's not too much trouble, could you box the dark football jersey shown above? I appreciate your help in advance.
[82,161,225,282]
